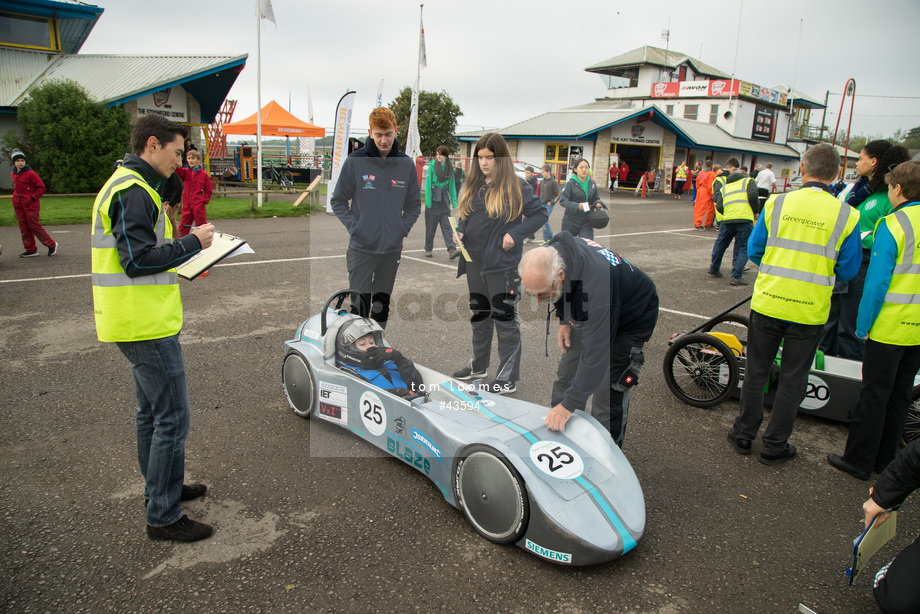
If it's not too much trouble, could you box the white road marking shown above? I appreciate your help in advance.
[0,227,720,321]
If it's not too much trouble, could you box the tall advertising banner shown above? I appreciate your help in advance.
[327,91,356,214]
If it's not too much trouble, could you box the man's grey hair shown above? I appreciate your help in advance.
[755,164,763,171]
[801,144,840,182]
[520,246,566,287]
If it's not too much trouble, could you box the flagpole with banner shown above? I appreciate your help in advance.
[256,0,276,207]
[327,90,356,214]
[405,4,426,161]
[376,80,384,109]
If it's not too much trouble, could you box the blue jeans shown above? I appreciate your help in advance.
[116,334,190,527]
[709,221,752,280]
[541,204,554,242]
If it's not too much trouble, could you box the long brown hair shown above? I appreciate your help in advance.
[458,132,522,223]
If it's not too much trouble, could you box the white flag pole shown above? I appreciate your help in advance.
[256,0,263,206]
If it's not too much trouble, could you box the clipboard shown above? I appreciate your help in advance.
[846,511,897,585]
[176,231,249,280]
[447,216,472,262]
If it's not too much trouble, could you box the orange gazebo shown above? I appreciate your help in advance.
[223,100,324,137]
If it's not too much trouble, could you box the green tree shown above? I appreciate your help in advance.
[2,79,132,193]
[389,87,462,156]
[902,126,920,149]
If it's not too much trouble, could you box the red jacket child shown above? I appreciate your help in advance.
[174,150,212,238]
[10,149,57,257]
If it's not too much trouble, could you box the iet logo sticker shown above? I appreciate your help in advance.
[391,179,406,188]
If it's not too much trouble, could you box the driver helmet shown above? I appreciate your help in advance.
[336,317,386,369]
[588,205,609,229]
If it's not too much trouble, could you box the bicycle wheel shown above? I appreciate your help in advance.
[700,313,749,339]
[262,169,275,189]
[663,332,739,408]
[902,387,920,446]
[280,171,295,191]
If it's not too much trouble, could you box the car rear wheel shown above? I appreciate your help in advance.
[454,445,528,544]
[664,332,739,408]
[283,351,316,418]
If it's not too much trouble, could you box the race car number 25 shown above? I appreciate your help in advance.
[529,441,584,480]
[359,391,387,437]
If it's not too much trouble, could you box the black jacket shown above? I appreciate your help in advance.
[871,438,920,512]
[330,137,421,254]
[559,177,604,228]
[549,232,659,412]
[456,178,548,277]
[107,155,201,278]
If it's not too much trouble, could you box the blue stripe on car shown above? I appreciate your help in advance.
[444,382,637,552]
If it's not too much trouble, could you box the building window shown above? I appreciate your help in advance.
[683,105,699,121]
[666,105,675,116]
[0,12,58,51]
[710,104,719,124]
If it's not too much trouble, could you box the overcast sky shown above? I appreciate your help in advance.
[79,0,920,140]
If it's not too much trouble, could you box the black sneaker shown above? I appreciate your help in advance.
[730,277,749,286]
[758,444,797,466]
[481,380,516,395]
[708,268,723,278]
[448,247,460,259]
[727,429,752,455]
[146,515,214,542]
[453,366,487,381]
[425,250,433,257]
[19,250,39,258]
[180,483,208,501]
[48,242,58,257]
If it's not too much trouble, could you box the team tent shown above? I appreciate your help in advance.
[223,100,324,137]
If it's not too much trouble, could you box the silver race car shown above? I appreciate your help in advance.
[282,291,646,566]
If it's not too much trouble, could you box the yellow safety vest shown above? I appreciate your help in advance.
[91,167,182,342]
[712,174,727,222]
[870,206,920,345]
[752,188,860,325]
[676,166,688,180]
[717,177,755,222]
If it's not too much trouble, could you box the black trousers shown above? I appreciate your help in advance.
[843,339,920,473]
[345,249,401,328]
[874,535,920,614]
[424,196,456,251]
[550,326,654,448]
[734,310,823,455]
[463,255,521,383]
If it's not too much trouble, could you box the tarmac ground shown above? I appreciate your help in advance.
[1,190,911,613]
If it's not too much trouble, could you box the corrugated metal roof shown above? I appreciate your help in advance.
[499,107,636,138]
[11,53,246,106]
[585,46,731,79]
[667,116,800,158]
[0,48,53,106]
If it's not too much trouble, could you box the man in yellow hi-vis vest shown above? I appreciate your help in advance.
[91,114,215,542]
[829,160,920,481]
[727,144,862,465]
[708,157,761,285]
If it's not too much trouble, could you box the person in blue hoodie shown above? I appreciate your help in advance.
[330,108,421,328]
